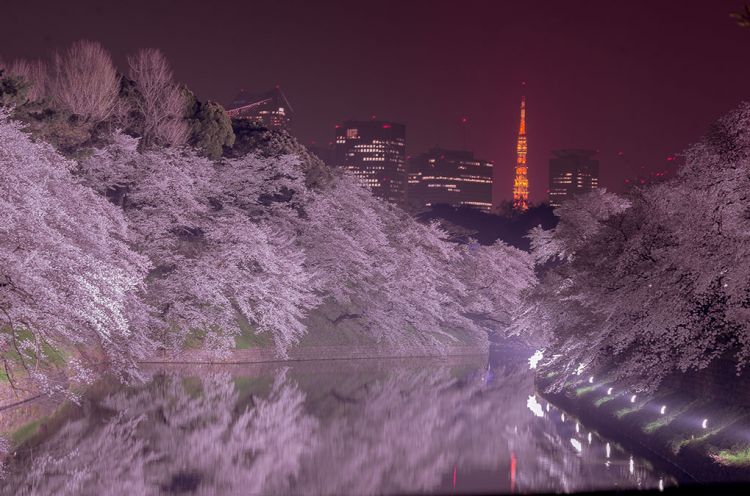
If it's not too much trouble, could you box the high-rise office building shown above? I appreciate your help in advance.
[334,120,407,203]
[226,86,292,130]
[548,149,600,207]
[407,148,493,212]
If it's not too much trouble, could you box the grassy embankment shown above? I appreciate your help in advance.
[537,368,750,482]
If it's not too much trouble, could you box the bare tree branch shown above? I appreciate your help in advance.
[127,49,188,147]
[50,40,119,122]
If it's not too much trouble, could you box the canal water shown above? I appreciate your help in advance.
[2,350,676,495]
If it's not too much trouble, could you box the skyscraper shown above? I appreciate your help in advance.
[226,86,292,130]
[548,149,600,207]
[334,120,407,203]
[407,148,493,212]
[512,95,529,211]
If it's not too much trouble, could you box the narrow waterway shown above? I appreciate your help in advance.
[2,350,677,495]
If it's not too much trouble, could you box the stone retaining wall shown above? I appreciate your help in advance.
[144,344,488,364]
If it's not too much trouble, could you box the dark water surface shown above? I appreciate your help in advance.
[3,351,677,495]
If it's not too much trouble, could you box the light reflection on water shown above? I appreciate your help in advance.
[2,353,676,495]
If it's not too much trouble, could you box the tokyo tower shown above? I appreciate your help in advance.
[512,95,529,211]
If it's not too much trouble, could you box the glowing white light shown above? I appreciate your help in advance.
[659,478,664,492]
[607,387,613,395]
[630,394,637,403]
[702,418,708,429]
[587,432,592,444]
[629,456,634,475]
[605,442,611,458]
[570,438,582,452]
[575,422,580,433]
[588,376,594,384]
[660,405,667,415]
[527,395,544,418]
[575,363,585,376]
[546,403,550,412]
[561,413,566,422]
[528,350,544,369]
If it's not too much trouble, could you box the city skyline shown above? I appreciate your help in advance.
[408,148,493,212]
[3,1,749,203]
[548,149,600,207]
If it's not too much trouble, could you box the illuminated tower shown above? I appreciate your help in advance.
[512,95,529,211]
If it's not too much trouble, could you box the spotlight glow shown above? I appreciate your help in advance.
[570,438,582,452]
[607,387,613,395]
[526,395,544,418]
[528,350,543,369]
[630,394,637,403]
[702,418,708,429]
[660,405,667,415]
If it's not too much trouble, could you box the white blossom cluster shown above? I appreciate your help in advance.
[513,103,750,391]
[0,112,535,390]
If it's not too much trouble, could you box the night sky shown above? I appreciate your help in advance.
[3,0,749,204]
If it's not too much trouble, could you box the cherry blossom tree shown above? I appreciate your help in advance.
[514,103,750,391]
[79,135,322,356]
[300,174,536,352]
[0,113,151,391]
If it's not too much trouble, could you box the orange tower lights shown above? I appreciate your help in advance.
[512,95,529,211]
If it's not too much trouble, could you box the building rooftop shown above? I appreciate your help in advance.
[226,86,294,115]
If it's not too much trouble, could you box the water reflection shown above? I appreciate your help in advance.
[3,355,675,495]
